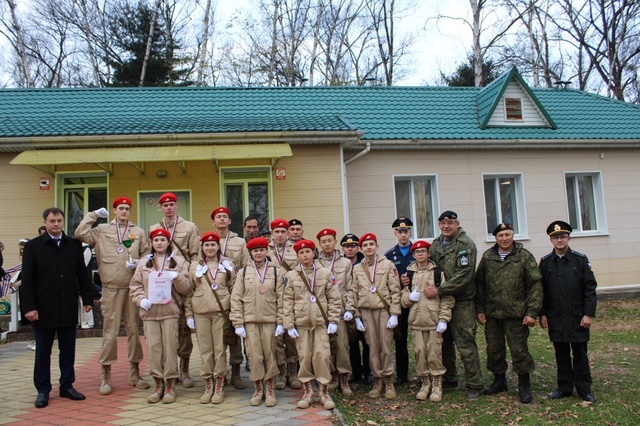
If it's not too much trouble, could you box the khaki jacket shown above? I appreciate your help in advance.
[316,250,354,315]
[150,216,199,263]
[283,265,341,330]
[401,261,455,331]
[75,212,150,288]
[129,256,191,321]
[218,231,250,269]
[352,255,401,317]
[185,256,235,317]
[230,261,284,327]
[267,241,298,273]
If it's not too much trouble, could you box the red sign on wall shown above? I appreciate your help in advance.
[39,177,51,190]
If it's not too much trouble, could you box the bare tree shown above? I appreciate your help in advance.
[196,0,214,85]
[2,0,34,86]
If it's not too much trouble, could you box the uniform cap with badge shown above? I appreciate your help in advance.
[438,210,458,221]
[112,196,132,208]
[492,222,514,236]
[270,218,289,230]
[288,219,303,227]
[200,232,220,243]
[316,228,336,239]
[392,217,413,230]
[210,206,231,219]
[158,192,177,204]
[410,240,431,251]
[546,220,572,236]
[149,228,171,240]
[340,233,359,246]
[293,239,315,252]
[358,232,377,247]
[246,237,269,251]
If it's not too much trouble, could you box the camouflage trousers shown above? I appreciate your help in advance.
[485,317,535,375]
[442,299,483,389]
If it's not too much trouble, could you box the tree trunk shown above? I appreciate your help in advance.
[139,0,162,87]
[6,0,34,87]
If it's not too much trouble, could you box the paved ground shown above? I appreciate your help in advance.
[0,336,336,425]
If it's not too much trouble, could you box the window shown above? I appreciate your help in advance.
[565,172,606,234]
[483,174,527,237]
[221,168,271,236]
[57,173,108,235]
[394,176,438,239]
[504,98,523,120]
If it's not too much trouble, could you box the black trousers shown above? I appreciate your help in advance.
[33,326,77,394]
[394,307,410,380]
[553,341,592,396]
[349,331,371,378]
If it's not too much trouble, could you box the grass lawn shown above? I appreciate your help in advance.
[333,299,640,425]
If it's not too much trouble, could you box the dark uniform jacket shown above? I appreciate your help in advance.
[20,233,93,328]
[430,229,477,302]
[539,248,597,343]
[385,244,414,276]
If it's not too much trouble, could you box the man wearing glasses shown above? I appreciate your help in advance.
[427,211,483,400]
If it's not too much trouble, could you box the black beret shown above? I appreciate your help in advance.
[340,233,360,246]
[438,210,458,221]
[392,217,413,230]
[492,222,514,236]
[546,220,572,236]
[288,219,302,227]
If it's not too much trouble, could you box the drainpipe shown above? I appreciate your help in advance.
[342,142,371,233]
[344,142,371,165]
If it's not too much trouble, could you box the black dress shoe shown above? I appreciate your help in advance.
[442,380,459,390]
[35,393,49,408]
[365,374,374,385]
[60,387,86,400]
[348,374,360,384]
[549,390,572,399]
[581,393,596,403]
[394,376,408,386]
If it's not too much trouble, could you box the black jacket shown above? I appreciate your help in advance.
[20,233,93,328]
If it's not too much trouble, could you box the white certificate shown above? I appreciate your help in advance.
[148,271,172,304]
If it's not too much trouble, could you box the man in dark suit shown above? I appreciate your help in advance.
[21,207,94,408]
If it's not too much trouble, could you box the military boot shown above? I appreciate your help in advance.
[368,377,383,398]
[275,364,286,390]
[297,381,314,409]
[264,378,277,407]
[250,380,264,406]
[320,383,336,409]
[231,364,247,389]
[129,362,149,389]
[148,378,164,404]
[339,373,353,396]
[484,373,508,395]
[287,362,302,389]
[199,377,214,404]
[430,375,443,402]
[518,374,532,404]
[328,372,339,391]
[416,376,431,401]
[163,378,176,404]
[179,357,194,388]
[100,364,112,395]
[211,375,225,404]
[384,375,396,399]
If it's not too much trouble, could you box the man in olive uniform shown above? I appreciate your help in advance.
[476,223,542,404]
[539,221,597,403]
[428,210,483,400]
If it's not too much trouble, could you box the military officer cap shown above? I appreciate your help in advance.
[438,210,458,221]
[392,217,413,230]
[492,222,514,236]
[260,230,272,237]
[293,239,315,253]
[340,233,360,246]
[546,220,572,236]
[288,219,303,227]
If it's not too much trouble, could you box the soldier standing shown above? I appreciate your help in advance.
[475,223,542,404]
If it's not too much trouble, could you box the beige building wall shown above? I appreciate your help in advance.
[346,148,640,287]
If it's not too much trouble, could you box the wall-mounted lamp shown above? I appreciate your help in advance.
[156,169,168,178]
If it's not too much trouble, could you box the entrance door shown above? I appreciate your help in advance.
[139,191,192,232]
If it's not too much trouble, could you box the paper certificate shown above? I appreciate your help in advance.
[148,271,172,304]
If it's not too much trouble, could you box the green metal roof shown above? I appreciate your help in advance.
[2,70,640,142]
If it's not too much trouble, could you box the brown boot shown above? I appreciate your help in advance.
[384,376,396,399]
[179,357,194,388]
[148,378,164,404]
[417,375,431,401]
[231,364,247,390]
[100,364,112,395]
[199,377,214,404]
[287,362,302,389]
[340,373,353,396]
[163,378,176,404]
[250,380,264,406]
[275,365,286,390]
[129,362,149,389]
[430,375,443,402]
[297,381,314,409]
[264,378,277,407]
[368,377,383,398]
[320,383,336,409]
[328,372,339,391]
[211,375,225,404]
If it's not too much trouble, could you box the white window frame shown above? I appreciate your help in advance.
[56,171,109,235]
[563,171,607,236]
[392,174,440,240]
[482,173,528,240]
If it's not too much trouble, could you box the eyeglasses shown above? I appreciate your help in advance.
[438,220,457,226]
[550,235,569,241]
[413,249,429,255]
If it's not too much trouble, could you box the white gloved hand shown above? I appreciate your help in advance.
[343,311,354,321]
[140,299,152,310]
[186,317,195,330]
[355,318,366,332]
[387,314,398,329]
[195,263,208,278]
[288,328,300,339]
[125,259,138,270]
[95,207,109,218]
[327,323,338,334]
[165,271,179,280]
[436,321,447,333]
[409,287,420,302]
[235,326,246,337]
[275,324,285,337]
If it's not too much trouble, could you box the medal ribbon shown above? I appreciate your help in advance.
[163,215,179,241]
[220,233,230,256]
[274,244,285,266]
[322,251,337,273]
[116,221,130,246]
[300,263,317,294]
[206,260,220,282]
[367,256,378,284]
[155,254,167,272]
[253,259,269,284]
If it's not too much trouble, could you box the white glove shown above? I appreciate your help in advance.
[327,323,338,334]
[195,263,208,278]
[343,311,353,321]
[165,271,179,280]
[95,207,109,218]
[288,328,300,339]
[436,321,447,333]
[125,259,138,270]
[355,318,366,332]
[235,326,246,337]
[275,324,285,337]
[186,317,195,330]
[387,314,398,329]
[140,298,152,310]
[409,287,420,302]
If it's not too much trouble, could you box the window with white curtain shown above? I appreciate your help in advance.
[483,173,527,237]
[394,176,438,239]
[565,172,607,234]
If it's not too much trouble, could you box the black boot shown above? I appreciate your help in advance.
[518,374,532,404]
[484,373,508,395]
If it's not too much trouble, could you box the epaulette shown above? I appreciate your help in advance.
[571,250,588,259]
[540,253,553,261]
[384,247,395,256]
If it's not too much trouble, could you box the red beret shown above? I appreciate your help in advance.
[200,232,220,243]
[211,207,231,220]
[246,237,269,251]
[358,232,377,247]
[293,239,316,253]
[316,228,337,240]
[410,240,431,251]
[270,218,290,230]
[149,228,171,240]
[112,197,132,208]
[158,192,177,204]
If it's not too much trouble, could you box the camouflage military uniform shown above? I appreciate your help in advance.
[430,229,483,390]
[476,242,543,375]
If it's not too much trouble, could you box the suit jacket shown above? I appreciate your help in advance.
[20,233,93,328]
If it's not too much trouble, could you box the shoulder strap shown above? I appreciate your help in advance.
[200,260,230,321]
[360,262,391,315]
[297,271,330,325]
[434,267,442,287]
